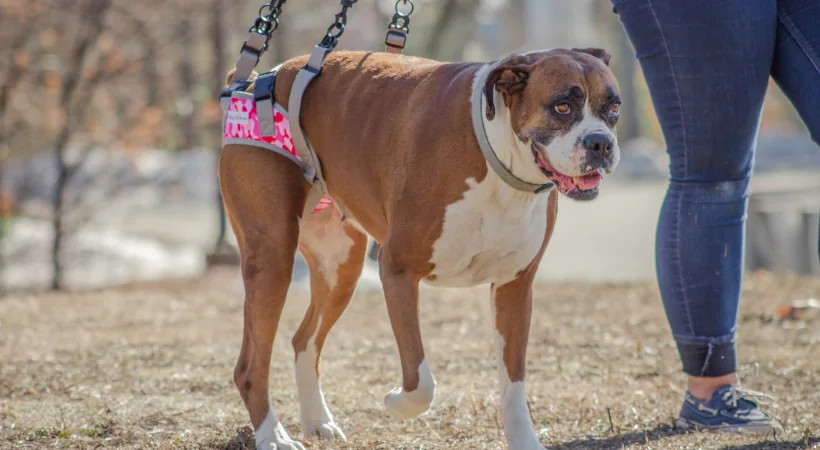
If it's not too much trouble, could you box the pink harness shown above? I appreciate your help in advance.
[223,96,333,213]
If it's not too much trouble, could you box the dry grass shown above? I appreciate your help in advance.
[1,268,818,449]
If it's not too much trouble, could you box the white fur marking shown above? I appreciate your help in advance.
[428,172,547,287]
[256,410,306,450]
[477,64,550,185]
[300,212,354,287]
[294,323,347,441]
[384,358,436,419]
[492,288,545,450]
[542,104,619,177]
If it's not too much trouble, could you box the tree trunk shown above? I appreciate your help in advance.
[207,0,239,265]
[615,26,640,141]
[178,16,196,150]
[51,0,111,290]
[425,0,480,61]
[212,0,229,248]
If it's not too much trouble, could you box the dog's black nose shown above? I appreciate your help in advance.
[583,133,614,157]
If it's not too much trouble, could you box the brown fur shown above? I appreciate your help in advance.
[495,190,558,382]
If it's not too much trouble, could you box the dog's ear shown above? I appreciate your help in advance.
[484,57,532,121]
[572,48,612,66]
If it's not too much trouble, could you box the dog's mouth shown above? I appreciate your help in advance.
[531,144,602,200]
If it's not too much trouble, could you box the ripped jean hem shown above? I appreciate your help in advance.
[674,334,737,377]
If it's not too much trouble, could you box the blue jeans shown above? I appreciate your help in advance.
[612,0,820,377]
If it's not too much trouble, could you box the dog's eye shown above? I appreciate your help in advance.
[609,103,621,116]
[554,103,571,115]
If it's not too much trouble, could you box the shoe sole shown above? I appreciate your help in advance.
[676,417,780,436]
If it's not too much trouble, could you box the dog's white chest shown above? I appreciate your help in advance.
[427,176,548,287]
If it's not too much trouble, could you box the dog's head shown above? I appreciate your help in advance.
[484,48,621,200]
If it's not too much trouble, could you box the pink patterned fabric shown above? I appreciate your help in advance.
[224,97,332,213]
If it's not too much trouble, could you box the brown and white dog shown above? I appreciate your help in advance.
[220,48,621,450]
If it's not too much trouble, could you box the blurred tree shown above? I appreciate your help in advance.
[592,1,640,141]
[51,0,113,289]
[4,0,803,290]
[208,0,239,264]
[426,0,481,61]
[177,0,198,151]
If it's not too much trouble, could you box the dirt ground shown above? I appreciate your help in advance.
[1,268,818,449]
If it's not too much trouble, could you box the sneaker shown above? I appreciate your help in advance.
[676,385,783,435]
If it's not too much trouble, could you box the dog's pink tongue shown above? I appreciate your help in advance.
[573,173,602,190]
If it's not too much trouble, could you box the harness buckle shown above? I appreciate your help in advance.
[254,71,278,137]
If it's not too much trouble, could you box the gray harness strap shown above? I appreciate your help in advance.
[254,65,283,138]
[233,32,268,84]
[302,182,326,218]
[471,67,554,194]
[288,46,331,195]
[287,45,347,218]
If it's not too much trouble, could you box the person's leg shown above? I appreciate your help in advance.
[771,0,820,145]
[612,0,780,424]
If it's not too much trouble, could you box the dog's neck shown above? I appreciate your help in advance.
[472,64,550,189]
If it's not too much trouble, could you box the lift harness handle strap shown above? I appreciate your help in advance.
[233,32,268,83]
[287,0,359,198]
[232,0,287,83]
[385,0,414,54]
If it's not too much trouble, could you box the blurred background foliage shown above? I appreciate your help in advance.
[0,0,816,291]
[2,0,809,160]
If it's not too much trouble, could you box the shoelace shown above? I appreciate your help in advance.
[722,386,775,408]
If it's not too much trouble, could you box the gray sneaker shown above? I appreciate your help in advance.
[676,385,783,435]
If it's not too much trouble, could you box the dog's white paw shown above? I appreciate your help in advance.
[257,415,306,450]
[266,439,306,450]
[303,420,347,441]
[384,385,434,419]
[505,433,546,450]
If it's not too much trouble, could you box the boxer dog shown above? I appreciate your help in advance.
[220,48,620,449]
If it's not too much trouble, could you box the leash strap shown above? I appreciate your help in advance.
[471,66,554,194]
[232,0,287,84]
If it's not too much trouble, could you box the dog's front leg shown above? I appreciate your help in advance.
[492,279,546,450]
[378,249,437,420]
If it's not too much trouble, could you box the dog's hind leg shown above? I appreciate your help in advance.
[292,207,367,441]
[220,145,309,450]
